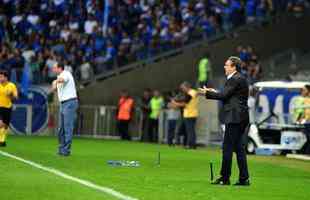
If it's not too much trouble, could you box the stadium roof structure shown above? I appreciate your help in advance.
[254,81,310,89]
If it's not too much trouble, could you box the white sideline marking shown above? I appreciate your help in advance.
[0,150,138,200]
[287,154,310,161]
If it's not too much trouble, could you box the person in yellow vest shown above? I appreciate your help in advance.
[198,54,212,88]
[303,85,310,122]
[0,70,18,147]
[148,90,164,143]
[171,82,198,149]
[117,90,134,140]
[292,86,308,123]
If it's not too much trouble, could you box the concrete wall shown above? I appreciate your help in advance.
[80,15,310,105]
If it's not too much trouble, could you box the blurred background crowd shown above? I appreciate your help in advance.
[0,0,308,85]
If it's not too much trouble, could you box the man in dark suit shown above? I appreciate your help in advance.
[198,56,250,186]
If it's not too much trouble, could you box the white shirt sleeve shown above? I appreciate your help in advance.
[60,71,70,83]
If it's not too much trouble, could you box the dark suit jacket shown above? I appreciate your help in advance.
[206,72,249,124]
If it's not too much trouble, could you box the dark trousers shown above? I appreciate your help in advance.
[117,120,131,140]
[148,119,158,142]
[140,116,149,142]
[167,120,177,145]
[303,123,310,154]
[221,121,249,181]
[176,120,187,146]
[184,118,197,148]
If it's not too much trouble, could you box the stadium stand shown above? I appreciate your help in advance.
[1,0,309,86]
[261,48,310,81]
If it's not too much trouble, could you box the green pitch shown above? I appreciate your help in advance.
[0,136,310,200]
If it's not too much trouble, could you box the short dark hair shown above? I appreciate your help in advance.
[228,56,242,71]
[305,84,310,92]
[0,70,9,78]
[56,61,65,70]
[180,81,192,89]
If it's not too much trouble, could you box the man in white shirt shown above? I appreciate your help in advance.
[11,14,23,26]
[79,61,92,81]
[27,12,40,25]
[51,62,78,156]
[22,49,35,62]
[53,0,65,6]
[84,16,98,34]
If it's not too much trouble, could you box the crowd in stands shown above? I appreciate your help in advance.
[235,44,262,84]
[197,44,262,86]
[1,0,309,85]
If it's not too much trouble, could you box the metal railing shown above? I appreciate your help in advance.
[49,105,142,139]
[10,104,222,145]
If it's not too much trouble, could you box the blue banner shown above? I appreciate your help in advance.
[257,88,300,124]
[103,0,110,34]
[10,87,48,135]
[20,62,32,95]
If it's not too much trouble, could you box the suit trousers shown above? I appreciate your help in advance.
[220,121,249,181]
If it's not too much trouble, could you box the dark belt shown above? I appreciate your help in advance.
[61,98,77,104]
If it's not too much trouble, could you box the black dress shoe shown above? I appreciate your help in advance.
[212,177,230,185]
[233,179,250,186]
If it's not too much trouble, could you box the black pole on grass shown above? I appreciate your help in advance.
[210,162,214,182]
[157,151,161,166]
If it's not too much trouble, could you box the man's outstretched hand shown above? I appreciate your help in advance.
[198,86,217,95]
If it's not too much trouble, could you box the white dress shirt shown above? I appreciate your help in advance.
[227,71,237,80]
[57,70,77,102]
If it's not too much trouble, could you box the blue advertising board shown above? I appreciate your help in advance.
[10,87,49,135]
[257,88,300,124]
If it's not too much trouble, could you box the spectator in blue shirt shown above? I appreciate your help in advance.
[104,40,116,70]
[245,0,257,24]
[256,0,268,24]
[200,15,216,39]
[221,1,233,32]
[93,32,106,52]
[230,0,244,26]
[0,23,5,43]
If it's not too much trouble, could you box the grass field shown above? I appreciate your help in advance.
[0,135,310,200]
